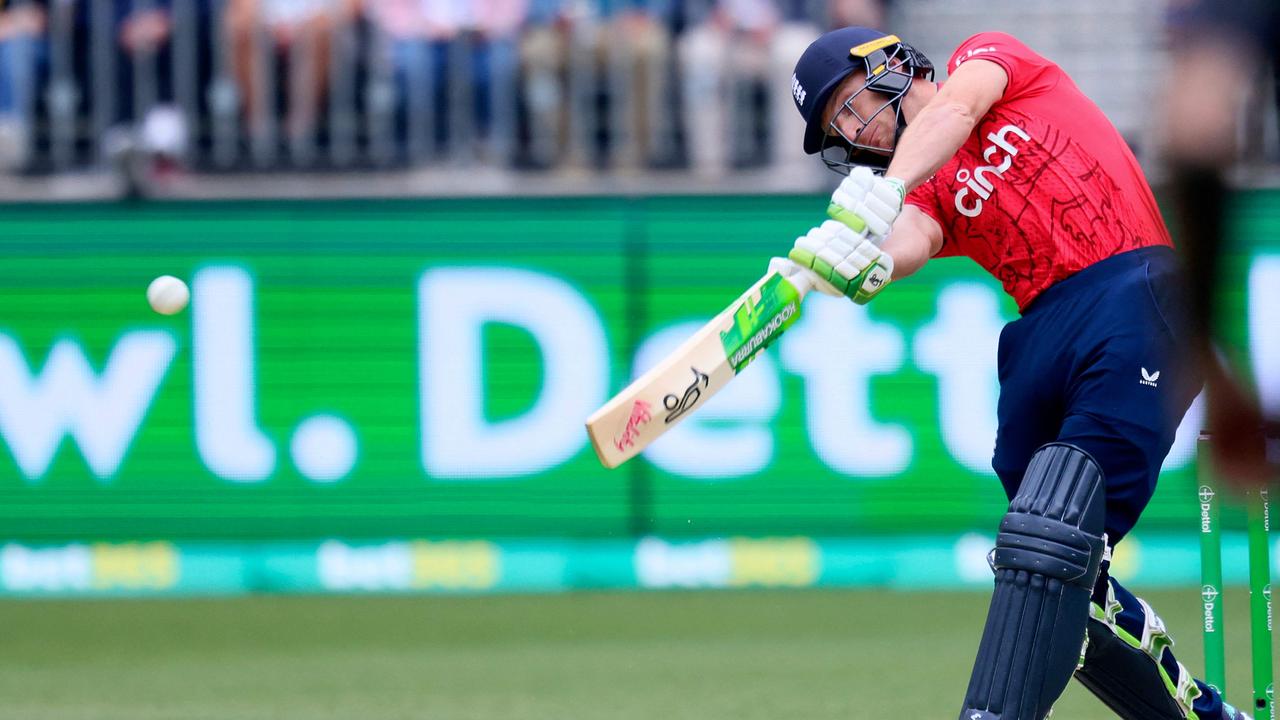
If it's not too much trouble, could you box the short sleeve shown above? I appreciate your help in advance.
[905,177,959,258]
[947,32,1059,101]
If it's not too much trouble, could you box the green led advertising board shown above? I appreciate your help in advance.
[0,195,1273,541]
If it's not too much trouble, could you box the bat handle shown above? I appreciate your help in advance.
[766,256,818,299]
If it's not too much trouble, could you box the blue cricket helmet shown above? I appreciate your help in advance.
[791,27,934,172]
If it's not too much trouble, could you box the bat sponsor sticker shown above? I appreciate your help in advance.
[720,274,801,373]
[613,400,653,451]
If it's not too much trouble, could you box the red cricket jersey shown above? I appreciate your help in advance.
[904,32,1172,311]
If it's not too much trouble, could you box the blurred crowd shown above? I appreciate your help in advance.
[0,0,890,180]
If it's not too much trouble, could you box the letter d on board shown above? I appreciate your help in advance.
[419,268,607,477]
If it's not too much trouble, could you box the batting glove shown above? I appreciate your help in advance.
[788,220,894,305]
[827,166,907,240]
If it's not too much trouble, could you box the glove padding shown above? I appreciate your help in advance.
[788,220,894,304]
[827,166,906,240]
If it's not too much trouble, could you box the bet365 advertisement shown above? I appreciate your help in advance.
[0,195,1274,543]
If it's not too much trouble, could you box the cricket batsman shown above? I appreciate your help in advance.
[786,27,1248,720]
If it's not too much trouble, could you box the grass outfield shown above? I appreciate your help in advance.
[0,589,1269,719]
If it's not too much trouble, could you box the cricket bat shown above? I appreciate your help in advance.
[585,258,818,469]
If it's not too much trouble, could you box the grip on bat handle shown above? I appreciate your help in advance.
[766,256,818,298]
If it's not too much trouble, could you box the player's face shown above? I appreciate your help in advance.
[821,70,899,157]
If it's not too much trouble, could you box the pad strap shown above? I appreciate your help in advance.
[994,512,1106,588]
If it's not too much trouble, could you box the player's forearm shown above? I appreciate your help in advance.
[881,227,932,280]
[876,204,942,281]
[885,101,979,191]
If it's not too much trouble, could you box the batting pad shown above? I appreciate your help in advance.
[1074,577,1202,719]
[958,443,1107,720]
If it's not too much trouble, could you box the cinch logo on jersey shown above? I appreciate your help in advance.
[953,124,1030,218]
[791,74,806,107]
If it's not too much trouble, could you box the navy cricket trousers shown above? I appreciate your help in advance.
[992,245,1201,542]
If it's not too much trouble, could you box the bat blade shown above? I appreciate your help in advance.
[585,260,813,469]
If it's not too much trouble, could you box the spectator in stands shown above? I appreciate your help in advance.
[460,0,525,163]
[598,0,674,169]
[517,0,570,168]
[66,0,212,178]
[112,0,184,161]
[826,0,885,31]
[0,0,45,169]
[677,0,819,178]
[521,0,674,170]
[226,0,358,153]
[368,0,525,162]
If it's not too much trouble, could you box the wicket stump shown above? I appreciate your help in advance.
[1199,433,1275,719]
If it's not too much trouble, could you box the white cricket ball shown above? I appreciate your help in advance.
[147,275,190,315]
